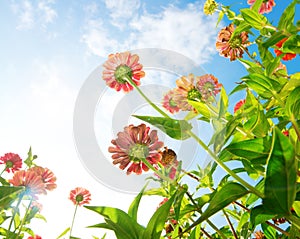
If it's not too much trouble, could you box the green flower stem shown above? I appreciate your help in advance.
[15,198,33,239]
[124,76,171,119]
[187,130,265,198]
[69,203,79,239]
[7,193,24,236]
[140,158,172,182]
[0,166,7,177]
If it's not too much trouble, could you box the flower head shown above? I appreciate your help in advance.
[203,0,218,15]
[216,24,249,61]
[27,235,42,239]
[160,147,179,180]
[274,38,296,61]
[29,166,57,191]
[234,99,246,113]
[162,89,181,114]
[9,170,46,199]
[248,0,275,14]
[196,74,222,102]
[102,52,145,92]
[0,153,22,173]
[172,74,201,111]
[108,124,164,175]
[69,187,91,206]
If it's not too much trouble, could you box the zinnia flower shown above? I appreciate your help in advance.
[172,74,202,111]
[9,170,46,199]
[69,187,91,206]
[196,74,222,102]
[27,235,42,239]
[108,124,164,175]
[234,99,246,113]
[203,0,218,15]
[160,147,179,180]
[248,0,275,14]
[0,153,22,173]
[29,166,57,191]
[274,38,297,61]
[216,24,249,61]
[102,52,145,92]
[162,89,181,114]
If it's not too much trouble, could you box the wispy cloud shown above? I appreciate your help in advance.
[81,2,219,64]
[104,0,141,28]
[10,0,57,30]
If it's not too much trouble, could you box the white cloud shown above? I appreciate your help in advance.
[104,0,141,28]
[10,0,57,30]
[81,19,120,57]
[82,2,219,64]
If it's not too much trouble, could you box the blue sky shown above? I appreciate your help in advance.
[0,0,299,238]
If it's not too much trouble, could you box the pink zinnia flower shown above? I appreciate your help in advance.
[234,99,246,113]
[248,0,275,14]
[27,235,42,239]
[172,74,202,111]
[108,124,164,175]
[196,74,222,102]
[9,170,46,199]
[162,89,181,114]
[216,24,249,61]
[69,187,91,206]
[102,52,145,92]
[0,153,22,173]
[274,38,296,61]
[29,166,57,191]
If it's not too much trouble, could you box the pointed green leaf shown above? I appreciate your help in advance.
[262,222,277,239]
[285,86,300,118]
[263,128,297,214]
[250,205,275,229]
[173,184,188,220]
[0,186,24,208]
[85,206,145,239]
[128,184,148,222]
[56,227,70,239]
[282,35,300,54]
[133,115,192,140]
[240,9,268,30]
[143,191,177,239]
[188,100,211,119]
[278,0,297,31]
[262,31,285,48]
[224,137,271,163]
[218,87,228,119]
[185,182,248,231]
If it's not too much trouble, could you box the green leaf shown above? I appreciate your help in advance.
[246,179,264,207]
[265,57,281,77]
[229,83,247,95]
[188,225,201,239]
[133,115,192,140]
[278,0,297,31]
[173,185,188,220]
[251,0,263,12]
[261,222,277,239]
[218,87,228,119]
[56,227,70,239]
[285,87,300,118]
[0,186,24,208]
[144,188,168,197]
[224,137,271,163]
[85,206,145,239]
[143,191,177,239]
[216,11,224,27]
[262,31,286,48]
[240,9,268,30]
[188,100,211,119]
[263,128,297,214]
[185,182,248,232]
[128,184,147,222]
[282,35,300,54]
[250,205,276,228]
